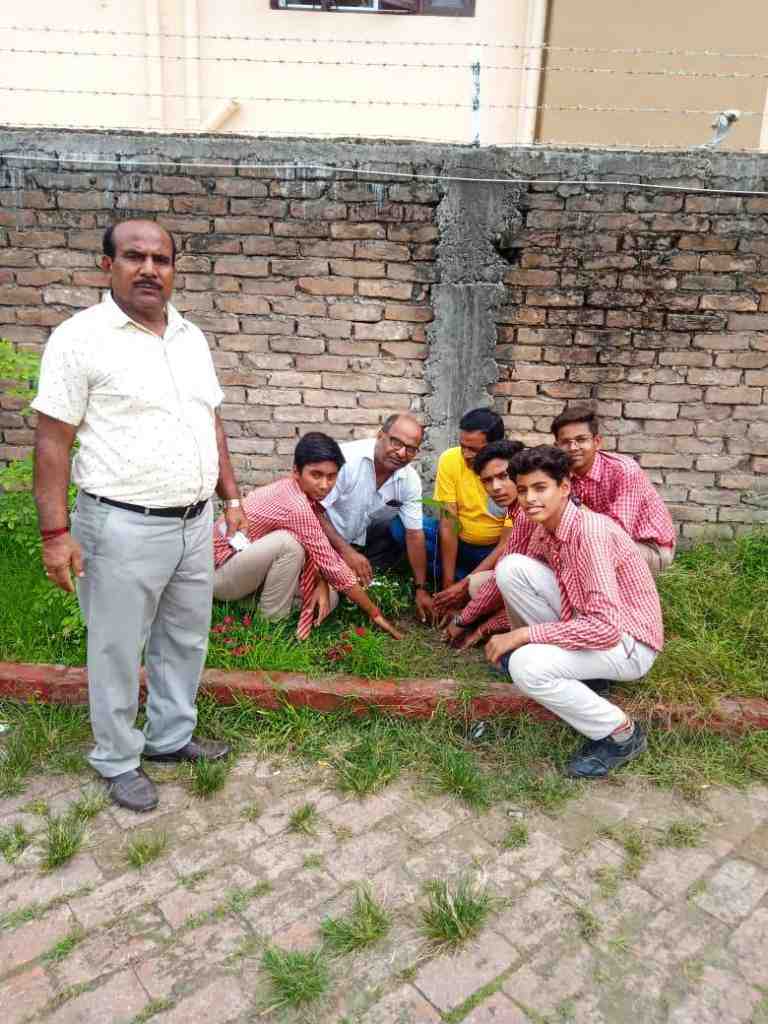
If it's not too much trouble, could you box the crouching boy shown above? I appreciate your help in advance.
[486,446,663,779]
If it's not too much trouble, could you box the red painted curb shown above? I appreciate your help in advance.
[0,661,767,734]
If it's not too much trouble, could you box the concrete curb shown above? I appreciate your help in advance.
[1,661,767,735]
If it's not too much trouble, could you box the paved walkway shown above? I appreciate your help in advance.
[1,757,767,1023]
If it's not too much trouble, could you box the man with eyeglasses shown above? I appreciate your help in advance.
[551,405,676,575]
[319,413,434,623]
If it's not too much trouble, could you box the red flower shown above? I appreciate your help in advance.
[354,626,366,637]
[242,614,253,627]
[224,637,238,647]
[211,624,227,634]
[222,615,235,626]
[232,645,250,656]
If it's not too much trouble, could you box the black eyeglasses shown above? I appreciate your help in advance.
[384,432,420,458]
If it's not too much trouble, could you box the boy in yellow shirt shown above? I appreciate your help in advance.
[427,408,513,601]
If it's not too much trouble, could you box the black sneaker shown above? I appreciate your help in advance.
[566,723,648,779]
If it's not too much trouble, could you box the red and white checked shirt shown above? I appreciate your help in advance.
[461,501,664,652]
[570,450,676,550]
[213,477,356,639]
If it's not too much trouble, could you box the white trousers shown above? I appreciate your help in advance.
[495,554,658,740]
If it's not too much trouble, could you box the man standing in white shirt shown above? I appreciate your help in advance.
[320,414,434,623]
[32,219,246,813]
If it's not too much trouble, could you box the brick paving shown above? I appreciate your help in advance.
[1,758,767,1023]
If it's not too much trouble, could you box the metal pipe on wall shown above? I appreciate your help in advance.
[144,0,164,129]
[516,0,548,144]
[184,0,201,129]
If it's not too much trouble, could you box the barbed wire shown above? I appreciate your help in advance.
[0,87,762,117]
[3,152,768,196]
[3,46,768,79]
[2,24,768,59]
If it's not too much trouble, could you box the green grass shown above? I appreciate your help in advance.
[593,865,621,899]
[303,852,325,870]
[0,822,33,863]
[41,926,86,963]
[188,757,229,798]
[241,801,262,822]
[333,729,401,796]
[428,745,492,809]
[598,823,650,878]
[657,819,706,848]
[126,831,168,869]
[421,876,494,948]
[41,812,86,870]
[574,905,602,941]
[70,787,108,822]
[320,885,391,955]
[261,946,330,1009]
[0,699,92,797]
[288,802,319,835]
[131,998,174,1024]
[501,822,529,849]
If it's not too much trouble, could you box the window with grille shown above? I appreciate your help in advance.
[271,1,475,16]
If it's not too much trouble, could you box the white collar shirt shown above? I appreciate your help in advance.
[31,292,224,506]
[321,437,423,546]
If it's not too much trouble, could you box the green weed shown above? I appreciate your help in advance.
[289,802,319,835]
[575,905,601,941]
[657,819,706,848]
[42,926,86,963]
[320,886,391,955]
[0,822,32,863]
[131,998,174,1023]
[429,745,492,809]
[241,802,262,822]
[593,865,621,899]
[70,787,108,822]
[303,853,325,870]
[261,946,330,1009]
[333,732,400,796]
[126,832,168,869]
[501,822,529,849]
[41,812,86,870]
[598,823,649,878]
[188,757,229,798]
[421,876,494,948]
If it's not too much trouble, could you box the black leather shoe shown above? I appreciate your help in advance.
[105,768,159,812]
[143,736,231,764]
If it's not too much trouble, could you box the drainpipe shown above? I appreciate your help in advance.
[761,86,768,152]
[202,99,240,132]
[185,0,201,129]
[516,0,548,144]
[144,0,164,129]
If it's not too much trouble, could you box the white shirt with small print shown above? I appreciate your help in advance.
[321,437,423,546]
[31,292,223,507]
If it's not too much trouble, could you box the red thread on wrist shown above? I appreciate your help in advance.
[41,527,69,542]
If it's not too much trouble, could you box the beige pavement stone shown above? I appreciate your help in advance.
[396,798,471,842]
[158,864,260,928]
[241,871,340,937]
[549,836,624,901]
[359,984,442,1023]
[635,844,720,901]
[667,965,762,1024]
[0,965,54,1024]
[327,829,412,886]
[0,905,75,974]
[324,787,409,836]
[68,866,178,930]
[402,823,495,887]
[502,945,593,1017]
[629,903,729,968]
[704,788,766,846]
[727,907,768,986]
[462,990,526,1022]
[735,823,768,869]
[492,882,573,955]
[135,919,251,1000]
[257,783,346,837]
[153,976,252,1023]
[56,913,171,988]
[0,853,103,913]
[693,858,768,924]
[48,968,147,1023]
[486,828,567,886]
[414,929,518,1012]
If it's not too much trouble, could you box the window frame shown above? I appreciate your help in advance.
[269,0,476,17]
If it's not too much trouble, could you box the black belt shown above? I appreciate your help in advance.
[84,492,207,519]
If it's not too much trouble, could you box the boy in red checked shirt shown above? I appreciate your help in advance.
[455,445,663,779]
[551,405,676,575]
[212,432,401,641]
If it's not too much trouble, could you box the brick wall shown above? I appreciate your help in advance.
[1,130,767,541]
[493,185,768,542]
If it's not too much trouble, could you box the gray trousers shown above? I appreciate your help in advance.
[72,492,214,778]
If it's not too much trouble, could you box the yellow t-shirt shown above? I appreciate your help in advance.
[432,447,511,546]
